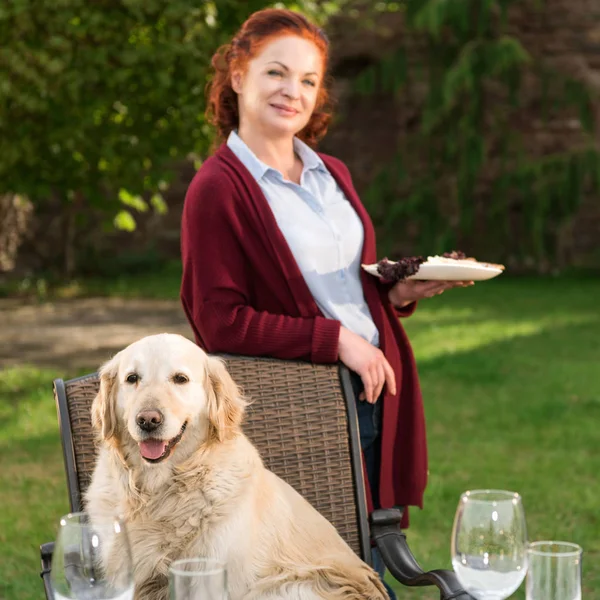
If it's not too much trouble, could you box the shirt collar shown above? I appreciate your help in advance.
[227,130,327,182]
[293,136,327,173]
[227,130,270,181]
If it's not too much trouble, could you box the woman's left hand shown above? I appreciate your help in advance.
[388,280,474,308]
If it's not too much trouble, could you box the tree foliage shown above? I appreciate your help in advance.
[0,0,339,274]
[354,0,599,269]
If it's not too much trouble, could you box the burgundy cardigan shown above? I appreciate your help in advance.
[180,144,428,524]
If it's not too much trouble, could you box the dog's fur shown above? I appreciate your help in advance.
[85,333,388,600]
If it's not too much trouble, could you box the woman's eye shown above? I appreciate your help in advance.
[303,79,316,87]
[126,373,139,384]
[172,373,189,385]
[267,69,283,77]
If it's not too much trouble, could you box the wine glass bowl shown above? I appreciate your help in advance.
[451,489,528,600]
[50,512,134,600]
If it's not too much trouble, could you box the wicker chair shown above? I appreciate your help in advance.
[40,355,472,600]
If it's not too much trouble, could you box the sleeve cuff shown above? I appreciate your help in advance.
[377,279,418,318]
[394,301,417,318]
[311,316,341,364]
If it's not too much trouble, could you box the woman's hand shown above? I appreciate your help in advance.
[338,326,396,404]
[388,280,474,308]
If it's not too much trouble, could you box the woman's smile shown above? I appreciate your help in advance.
[270,103,299,116]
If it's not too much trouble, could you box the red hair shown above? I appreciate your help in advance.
[205,8,333,150]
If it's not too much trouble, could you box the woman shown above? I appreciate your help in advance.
[180,8,467,595]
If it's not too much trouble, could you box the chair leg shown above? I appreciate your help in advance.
[40,542,55,600]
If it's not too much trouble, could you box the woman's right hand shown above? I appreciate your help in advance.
[338,326,396,404]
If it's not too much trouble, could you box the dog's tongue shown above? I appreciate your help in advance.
[139,439,168,460]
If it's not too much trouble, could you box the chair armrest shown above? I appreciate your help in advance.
[40,542,55,600]
[370,509,474,600]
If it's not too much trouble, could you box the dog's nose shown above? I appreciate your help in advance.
[136,410,164,432]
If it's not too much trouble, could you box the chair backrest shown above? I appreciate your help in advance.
[53,355,371,562]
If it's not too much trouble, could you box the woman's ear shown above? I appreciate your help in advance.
[91,353,121,442]
[231,70,243,94]
[205,357,247,443]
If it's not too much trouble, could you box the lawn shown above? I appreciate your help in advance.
[1,273,598,599]
[395,276,600,599]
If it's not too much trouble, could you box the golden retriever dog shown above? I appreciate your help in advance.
[85,333,388,600]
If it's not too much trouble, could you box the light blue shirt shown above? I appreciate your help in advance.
[227,131,379,346]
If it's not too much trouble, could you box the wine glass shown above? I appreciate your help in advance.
[451,489,528,600]
[169,558,227,600]
[50,512,134,600]
[526,541,582,600]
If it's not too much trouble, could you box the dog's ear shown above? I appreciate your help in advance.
[91,353,121,441]
[205,357,247,443]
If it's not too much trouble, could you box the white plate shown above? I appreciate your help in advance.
[361,261,504,281]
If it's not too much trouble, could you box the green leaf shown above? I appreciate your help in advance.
[150,193,168,215]
[113,210,137,232]
[118,189,148,212]
[412,0,449,39]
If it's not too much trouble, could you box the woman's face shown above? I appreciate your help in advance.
[232,35,323,139]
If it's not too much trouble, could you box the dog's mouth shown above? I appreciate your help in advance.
[139,421,188,464]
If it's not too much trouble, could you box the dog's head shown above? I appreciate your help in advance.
[91,334,246,465]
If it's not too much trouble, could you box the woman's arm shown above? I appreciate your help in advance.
[375,279,417,317]
[180,174,340,363]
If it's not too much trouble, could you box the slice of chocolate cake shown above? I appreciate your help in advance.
[376,256,425,282]
[442,250,468,260]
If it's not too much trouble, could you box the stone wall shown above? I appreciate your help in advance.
[318,1,600,267]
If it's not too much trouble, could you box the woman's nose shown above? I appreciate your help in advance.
[282,79,300,99]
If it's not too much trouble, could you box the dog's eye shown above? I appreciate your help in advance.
[126,373,139,384]
[172,373,189,385]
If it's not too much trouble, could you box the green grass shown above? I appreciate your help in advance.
[0,367,72,599]
[389,276,600,598]
[0,260,183,301]
[1,275,598,599]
